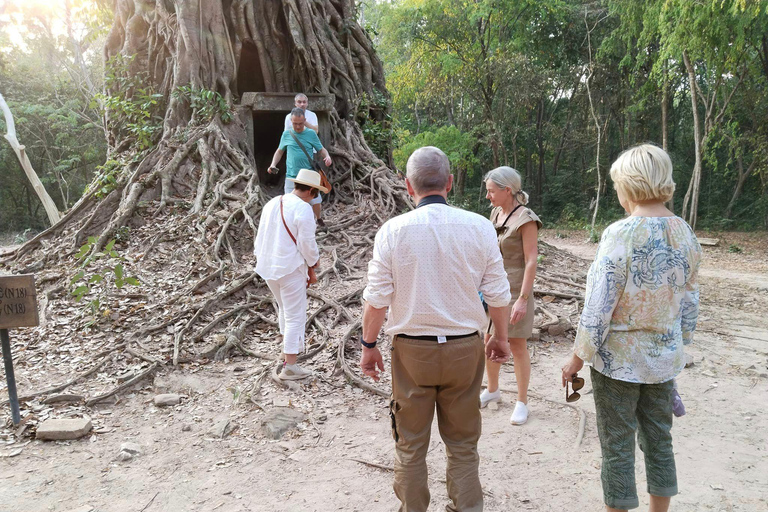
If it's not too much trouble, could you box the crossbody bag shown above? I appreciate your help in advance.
[280,195,317,287]
[289,130,332,192]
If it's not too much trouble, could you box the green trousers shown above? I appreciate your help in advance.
[591,367,678,510]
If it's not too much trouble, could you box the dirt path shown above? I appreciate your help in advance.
[2,232,767,511]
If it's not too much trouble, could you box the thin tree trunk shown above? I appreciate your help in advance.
[682,50,702,229]
[662,59,673,212]
[552,82,578,176]
[0,91,61,226]
[536,97,545,203]
[724,155,755,219]
[456,167,466,197]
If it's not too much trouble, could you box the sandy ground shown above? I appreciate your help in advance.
[1,230,767,512]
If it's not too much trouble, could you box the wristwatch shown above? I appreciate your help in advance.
[518,292,530,301]
[360,336,377,349]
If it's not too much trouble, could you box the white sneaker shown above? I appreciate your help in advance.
[279,363,312,380]
[510,401,529,425]
[480,388,501,408]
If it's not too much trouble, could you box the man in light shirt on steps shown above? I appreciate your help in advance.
[360,146,512,512]
[284,93,318,132]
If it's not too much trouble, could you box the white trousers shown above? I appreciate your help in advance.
[265,266,308,355]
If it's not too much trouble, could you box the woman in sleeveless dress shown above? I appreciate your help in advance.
[480,167,542,425]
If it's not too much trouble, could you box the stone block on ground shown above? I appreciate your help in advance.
[261,408,306,440]
[63,506,94,512]
[209,418,237,439]
[36,417,92,441]
[547,319,572,338]
[154,393,182,407]
[120,442,142,455]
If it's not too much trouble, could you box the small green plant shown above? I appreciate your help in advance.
[70,237,140,321]
[115,226,131,243]
[96,54,165,151]
[356,90,393,161]
[555,232,568,239]
[172,85,233,125]
[88,159,122,199]
[537,254,545,264]
[13,228,33,244]
[588,230,601,244]
[727,243,742,253]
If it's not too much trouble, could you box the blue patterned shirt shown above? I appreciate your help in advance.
[574,216,701,383]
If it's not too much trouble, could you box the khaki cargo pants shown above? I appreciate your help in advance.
[390,334,485,512]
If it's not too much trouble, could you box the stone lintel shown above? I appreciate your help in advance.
[241,92,335,112]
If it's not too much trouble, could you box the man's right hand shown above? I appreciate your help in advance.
[360,347,385,382]
[268,165,278,174]
[485,335,510,363]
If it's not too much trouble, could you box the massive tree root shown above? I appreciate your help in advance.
[0,0,410,413]
[0,1,587,422]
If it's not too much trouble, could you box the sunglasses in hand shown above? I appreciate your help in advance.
[566,374,585,402]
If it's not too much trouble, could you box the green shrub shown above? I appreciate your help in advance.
[70,237,141,323]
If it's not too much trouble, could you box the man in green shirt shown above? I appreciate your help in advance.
[269,107,333,224]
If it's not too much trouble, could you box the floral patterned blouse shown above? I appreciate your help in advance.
[574,216,702,384]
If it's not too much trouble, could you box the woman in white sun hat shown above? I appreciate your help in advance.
[254,169,329,380]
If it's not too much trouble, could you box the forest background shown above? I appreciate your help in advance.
[1,0,768,239]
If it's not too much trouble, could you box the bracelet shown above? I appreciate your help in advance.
[518,292,529,301]
[360,336,377,349]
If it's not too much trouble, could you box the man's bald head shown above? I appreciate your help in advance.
[406,146,451,194]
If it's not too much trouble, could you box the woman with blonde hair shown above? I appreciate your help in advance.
[480,166,541,425]
[562,144,701,511]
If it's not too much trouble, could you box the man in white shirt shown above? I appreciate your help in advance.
[360,146,512,512]
[283,93,318,132]
[254,169,328,380]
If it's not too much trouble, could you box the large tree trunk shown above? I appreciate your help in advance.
[2,0,408,368]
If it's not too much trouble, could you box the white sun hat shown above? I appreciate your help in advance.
[287,168,329,194]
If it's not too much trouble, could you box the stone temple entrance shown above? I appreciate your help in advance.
[237,92,335,190]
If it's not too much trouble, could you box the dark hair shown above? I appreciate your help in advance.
[290,107,305,118]
[294,182,319,197]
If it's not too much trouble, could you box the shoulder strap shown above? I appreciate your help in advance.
[289,130,316,169]
[280,196,297,245]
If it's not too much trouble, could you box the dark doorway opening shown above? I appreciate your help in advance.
[237,41,265,95]
[253,111,287,192]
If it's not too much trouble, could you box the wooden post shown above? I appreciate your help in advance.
[0,274,39,426]
[1,329,20,425]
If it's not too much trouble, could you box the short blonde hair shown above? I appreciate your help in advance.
[483,166,529,205]
[609,144,675,203]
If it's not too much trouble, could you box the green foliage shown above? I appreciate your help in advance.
[88,159,122,199]
[369,0,768,230]
[70,237,140,322]
[0,4,108,234]
[97,54,164,151]
[356,90,393,162]
[728,243,743,253]
[394,125,477,174]
[172,85,233,125]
